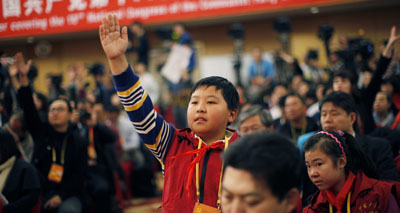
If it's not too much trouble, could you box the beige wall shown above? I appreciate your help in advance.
[2,5,400,93]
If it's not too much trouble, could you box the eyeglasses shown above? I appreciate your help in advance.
[49,107,67,113]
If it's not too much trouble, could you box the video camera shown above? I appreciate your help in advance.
[348,38,374,61]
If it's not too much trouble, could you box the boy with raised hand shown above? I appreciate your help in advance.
[99,15,239,212]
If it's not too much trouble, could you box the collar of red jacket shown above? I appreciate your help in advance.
[171,128,239,198]
[177,127,239,150]
[309,171,380,210]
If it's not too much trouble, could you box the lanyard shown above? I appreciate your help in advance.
[329,192,351,213]
[89,126,94,146]
[290,119,307,141]
[195,136,229,209]
[52,134,68,165]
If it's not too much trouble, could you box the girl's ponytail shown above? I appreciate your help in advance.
[342,133,377,179]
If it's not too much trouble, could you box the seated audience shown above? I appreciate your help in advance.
[0,130,41,213]
[373,91,398,129]
[3,110,34,162]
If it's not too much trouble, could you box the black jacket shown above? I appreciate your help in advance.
[2,158,41,213]
[355,55,391,134]
[355,134,399,181]
[18,86,88,200]
[278,117,319,141]
[80,123,118,193]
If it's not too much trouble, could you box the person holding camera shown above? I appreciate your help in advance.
[332,26,400,134]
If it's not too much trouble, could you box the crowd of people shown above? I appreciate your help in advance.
[1,13,400,213]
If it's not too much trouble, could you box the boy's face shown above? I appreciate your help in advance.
[187,86,236,142]
[221,166,295,213]
[333,77,352,94]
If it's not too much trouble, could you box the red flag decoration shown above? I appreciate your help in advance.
[1,0,353,39]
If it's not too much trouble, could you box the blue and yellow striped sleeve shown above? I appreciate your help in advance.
[112,65,174,163]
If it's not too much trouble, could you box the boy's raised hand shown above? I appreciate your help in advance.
[383,26,400,58]
[99,15,128,60]
[15,52,32,87]
[15,52,32,76]
[99,15,129,75]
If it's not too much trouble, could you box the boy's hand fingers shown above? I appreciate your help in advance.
[108,14,114,32]
[102,16,109,36]
[121,26,128,41]
[99,25,104,41]
[114,15,120,32]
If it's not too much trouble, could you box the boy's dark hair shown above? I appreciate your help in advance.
[303,131,377,178]
[333,70,356,85]
[190,76,239,110]
[285,92,306,105]
[49,97,73,112]
[319,92,356,114]
[222,132,301,201]
[0,129,20,164]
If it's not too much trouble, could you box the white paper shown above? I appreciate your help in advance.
[161,44,192,84]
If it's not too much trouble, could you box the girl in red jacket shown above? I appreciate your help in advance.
[303,131,400,212]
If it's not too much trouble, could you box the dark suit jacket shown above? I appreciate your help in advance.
[355,134,399,181]
[2,158,41,213]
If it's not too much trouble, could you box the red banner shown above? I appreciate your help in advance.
[0,0,352,39]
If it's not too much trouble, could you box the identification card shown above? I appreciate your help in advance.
[193,202,221,213]
[48,163,64,183]
[88,146,97,159]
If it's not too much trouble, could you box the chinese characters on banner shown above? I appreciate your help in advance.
[1,0,351,39]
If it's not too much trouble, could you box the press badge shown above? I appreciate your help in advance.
[88,146,97,159]
[193,203,221,213]
[48,163,64,183]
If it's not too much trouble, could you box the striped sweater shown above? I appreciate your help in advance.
[113,65,174,164]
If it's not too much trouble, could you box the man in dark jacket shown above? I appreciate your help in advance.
[320,92,399,181]
[278,93,319,141]
[77,102,119,213]
[15,52,87,213]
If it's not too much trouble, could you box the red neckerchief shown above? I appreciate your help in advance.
[322,172,356,213]
[391,112,400,130]
[168,136,226,197]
